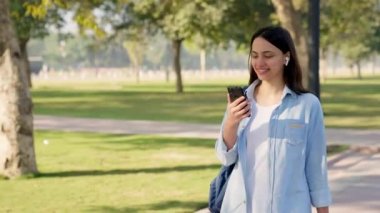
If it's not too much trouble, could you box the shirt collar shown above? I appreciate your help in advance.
[244,79,297,102]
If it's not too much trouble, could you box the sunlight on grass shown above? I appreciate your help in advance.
[0,130,353,212]
[32,76,380,128]
[0,131,219,213]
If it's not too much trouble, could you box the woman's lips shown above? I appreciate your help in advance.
[255,68,269,75]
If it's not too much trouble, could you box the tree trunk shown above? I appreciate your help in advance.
[172,39,183,93]
[320,49,328,82]
[349,64,354,76]
[19,38,32,88]
[332,52,337,75]
[356,61,362,79]
[372,54,376,75]
[134,65,140,84]
[200,48,206,80]
[165,66,170,83]
[308,0,320,99]
[271,0,310,88]
[0,0,37,178]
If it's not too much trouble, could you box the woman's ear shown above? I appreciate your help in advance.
[284,57,290,66]
[284,53,290,66]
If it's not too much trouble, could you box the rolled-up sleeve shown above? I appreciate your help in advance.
[215,112,238,166]
[305,97,332,207]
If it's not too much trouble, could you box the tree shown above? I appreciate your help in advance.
[181,0,274,80]
[109,23,148,83]
[122,0,236,93]
[11,0,112,83]
[183,35,212,80]
[340,43,370,79]
[123,37,146,83]
[221,0,274,50]
[308,0,321,98]
[0,0,37,178]
[320,0,379,79]
[10,0,65,87]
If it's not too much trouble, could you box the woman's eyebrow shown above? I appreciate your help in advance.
[251,50,274,54]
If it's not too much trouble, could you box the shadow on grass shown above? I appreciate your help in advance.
[36,163,220,178]
[86,200,207,213]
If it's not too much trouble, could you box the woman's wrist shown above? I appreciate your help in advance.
[222,120,239,149]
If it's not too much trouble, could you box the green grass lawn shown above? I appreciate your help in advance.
[32,76,380,129]
[0,131,219,213]
[321,77,380,129]
[0,131,349,213]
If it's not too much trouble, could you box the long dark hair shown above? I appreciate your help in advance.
[248,26,307,94]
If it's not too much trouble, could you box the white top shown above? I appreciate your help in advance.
[246,101,278,213]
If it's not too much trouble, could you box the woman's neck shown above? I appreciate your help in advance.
[254,80,285,106]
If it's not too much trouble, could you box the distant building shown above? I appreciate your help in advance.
[29,56,44,75]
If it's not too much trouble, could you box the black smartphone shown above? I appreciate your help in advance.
[227,86,246,102]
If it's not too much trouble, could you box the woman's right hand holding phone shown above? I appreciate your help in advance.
[223,95,250,150]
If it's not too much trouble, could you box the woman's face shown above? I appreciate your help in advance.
[251,37,288,82]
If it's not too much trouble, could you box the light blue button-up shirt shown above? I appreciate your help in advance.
[216,80,332,213]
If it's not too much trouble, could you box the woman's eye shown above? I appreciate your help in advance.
[264,55,274,58]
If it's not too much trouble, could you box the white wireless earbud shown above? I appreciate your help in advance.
[285,57,290,66]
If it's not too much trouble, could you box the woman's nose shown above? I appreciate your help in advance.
[254,56,265,67]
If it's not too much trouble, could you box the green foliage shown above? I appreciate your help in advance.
[31,33,131,69]
[143,34,170,69]
[123,39,145,68]
[340,42,371,65]
[123,0,227,46]
[320,0,380,63]
[125,0,273,47]
[10,0,64,41]
[213,0,275,50]
[28,32,249,70]
[16,0,114,40]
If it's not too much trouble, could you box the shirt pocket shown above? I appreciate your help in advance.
[285,122,306,145]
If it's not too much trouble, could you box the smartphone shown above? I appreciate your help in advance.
[227,86,246,102]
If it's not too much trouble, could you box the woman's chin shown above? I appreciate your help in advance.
[257,74,270,81]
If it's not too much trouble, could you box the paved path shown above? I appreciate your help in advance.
[35,115,380,213]
[327,152,380,212]
[35,115,380,146]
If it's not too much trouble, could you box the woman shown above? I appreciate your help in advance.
[215,26,332,213]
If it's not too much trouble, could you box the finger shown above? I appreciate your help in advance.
[231,96,246,106]
[244,104,251,114]
[242,110,251,118]
[236,106,250,117]
[236,105,251,118]
[234,100,249,111]
[235,96,246,103]
[230,104,248,118]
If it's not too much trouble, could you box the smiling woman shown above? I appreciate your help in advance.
[214,26,331,213]
[250,37,288,83]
